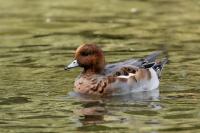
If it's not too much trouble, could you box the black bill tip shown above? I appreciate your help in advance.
[64,66,70,71]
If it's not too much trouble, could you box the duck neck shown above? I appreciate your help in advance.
[83,67,102,74]
[82,58,106,74]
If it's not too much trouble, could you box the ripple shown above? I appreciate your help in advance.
[19,115,67,119]
[0,97,31,105]
[77,125,127,131]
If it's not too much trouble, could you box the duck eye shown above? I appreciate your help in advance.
[81,51,93,56]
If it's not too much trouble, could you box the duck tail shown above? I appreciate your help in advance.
[141,51,168,79]
[153,58,168,79]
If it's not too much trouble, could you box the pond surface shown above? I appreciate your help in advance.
[0,0,200,132]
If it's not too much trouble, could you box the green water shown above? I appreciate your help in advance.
[0,0,200,132]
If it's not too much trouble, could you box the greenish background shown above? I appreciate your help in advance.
[0,0,200,132]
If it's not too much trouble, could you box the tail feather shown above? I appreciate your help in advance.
[153,58,168,79]
[141,51,168,79]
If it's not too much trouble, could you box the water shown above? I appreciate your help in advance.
[0,0,200,132]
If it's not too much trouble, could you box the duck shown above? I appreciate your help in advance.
[65,44,167,97]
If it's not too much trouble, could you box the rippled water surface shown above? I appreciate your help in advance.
[0,0,200,133]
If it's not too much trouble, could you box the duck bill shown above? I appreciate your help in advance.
[64,60,79,70]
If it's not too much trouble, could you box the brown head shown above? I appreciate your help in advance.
[65,44,105,73]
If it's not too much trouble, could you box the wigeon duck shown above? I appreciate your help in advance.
[65,44,167,97]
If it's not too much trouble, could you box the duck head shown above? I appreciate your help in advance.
[65,44,105,73]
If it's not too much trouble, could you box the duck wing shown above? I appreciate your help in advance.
[104,51,168,78]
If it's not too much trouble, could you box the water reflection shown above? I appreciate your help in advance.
[75,101,106,125]
[70,89,161,127]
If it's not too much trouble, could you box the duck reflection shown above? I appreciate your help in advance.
[70,88,160,126]
[75,100,106,125]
